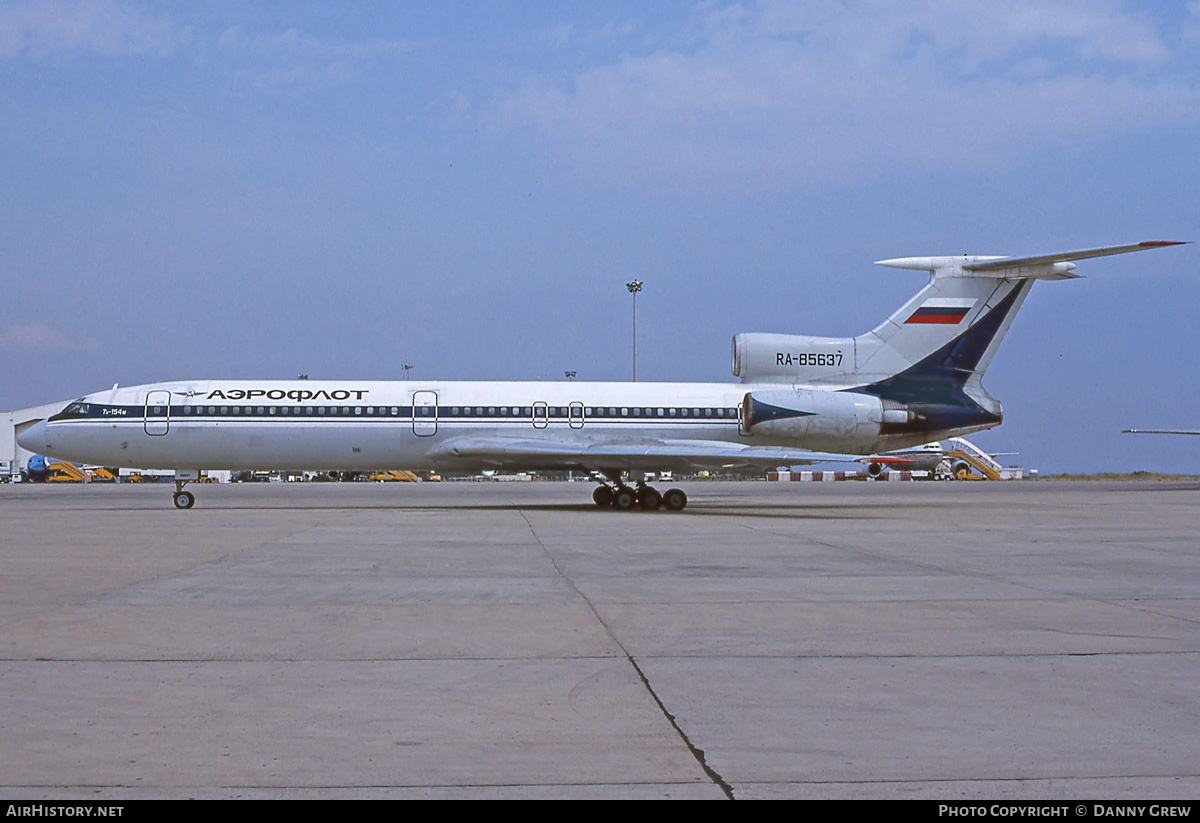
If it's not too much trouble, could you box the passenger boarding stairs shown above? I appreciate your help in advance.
[944,437,1004,481]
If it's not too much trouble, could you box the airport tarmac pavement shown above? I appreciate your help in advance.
[1,480,1198,799]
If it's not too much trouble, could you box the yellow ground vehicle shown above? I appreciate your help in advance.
[45,461,87,482]
[367,470,419,482]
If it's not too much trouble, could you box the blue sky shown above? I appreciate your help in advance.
[2,1,1197,472]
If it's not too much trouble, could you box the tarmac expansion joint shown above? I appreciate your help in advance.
[519,511,737,800]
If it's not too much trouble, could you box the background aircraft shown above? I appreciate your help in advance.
[1123,429,1200,435]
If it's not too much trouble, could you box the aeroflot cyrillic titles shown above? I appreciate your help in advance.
[18,240,1184,510]
[206,388,372,401]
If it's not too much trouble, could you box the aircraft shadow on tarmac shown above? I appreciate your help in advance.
[72,500,916,520]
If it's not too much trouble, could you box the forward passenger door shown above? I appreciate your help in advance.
[412,391,438,436]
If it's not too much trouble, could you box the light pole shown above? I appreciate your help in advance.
[626,279,642,381]
[564,371,576,381]
[403,364,414,380]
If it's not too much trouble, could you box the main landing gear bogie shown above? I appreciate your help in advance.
[592,484,687,512]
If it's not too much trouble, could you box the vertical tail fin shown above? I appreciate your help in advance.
[732,242,1184,430]
[857,241,1184,408]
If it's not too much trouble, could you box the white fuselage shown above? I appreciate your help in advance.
[27,378,928,474]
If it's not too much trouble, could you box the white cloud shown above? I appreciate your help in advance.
[0,0,187,59]
[484,1,1199,188]
[216,24,407,95]
[1185,1,1200,46]
[0,324,95,352]
[217,25,407,61]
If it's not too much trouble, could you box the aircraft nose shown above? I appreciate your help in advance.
[17,420,48,454]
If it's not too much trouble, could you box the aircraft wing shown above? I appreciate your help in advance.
[430,436,862,472]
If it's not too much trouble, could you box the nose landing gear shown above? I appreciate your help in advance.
[172,469,199,509]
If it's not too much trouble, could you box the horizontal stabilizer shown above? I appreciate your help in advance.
[964,241,1186,272]
[876,241,1185,279]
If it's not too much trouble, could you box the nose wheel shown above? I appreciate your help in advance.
[172,471,199,509]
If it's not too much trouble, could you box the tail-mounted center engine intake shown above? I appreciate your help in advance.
[732,333,856,384]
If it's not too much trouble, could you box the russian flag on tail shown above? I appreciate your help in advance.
[905,298,976,325]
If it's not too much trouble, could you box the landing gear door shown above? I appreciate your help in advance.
[144,390,171,436]
[412,390,438,436]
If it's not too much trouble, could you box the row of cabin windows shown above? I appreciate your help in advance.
[446,406,737,418]
[171,405,740,418]
[178,405,384,416]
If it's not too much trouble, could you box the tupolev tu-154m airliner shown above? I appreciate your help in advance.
[19,241,1184,510]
